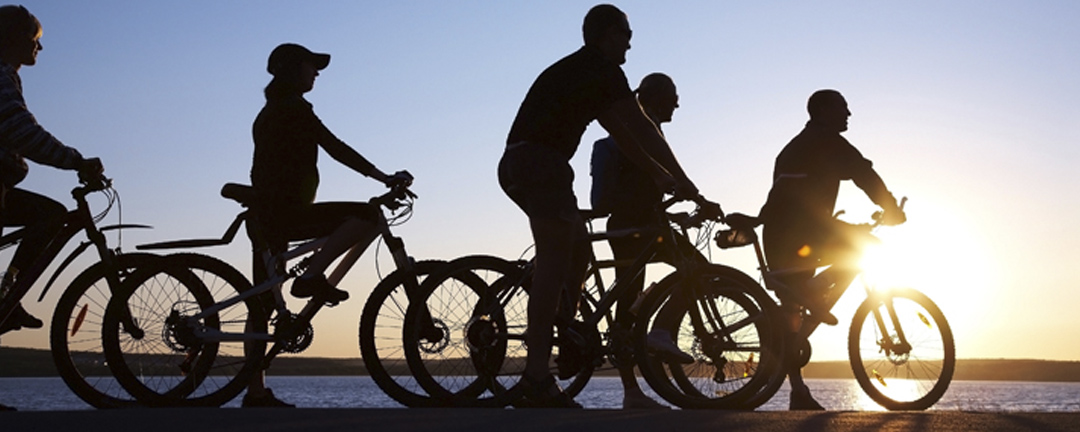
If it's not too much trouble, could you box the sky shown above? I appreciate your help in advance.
[1,0,1078,362]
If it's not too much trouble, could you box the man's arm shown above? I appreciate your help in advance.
[597,96,694,197]
[850,158,905,224]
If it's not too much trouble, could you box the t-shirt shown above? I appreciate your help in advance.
[251,94,323,207]
[506,45,633,161]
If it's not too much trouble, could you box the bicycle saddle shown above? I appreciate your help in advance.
[221,183,257,207]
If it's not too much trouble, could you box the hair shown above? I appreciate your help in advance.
[0,5,39,45]
[264,74,301,100]
[582,4,625,46]
[807,89,843,118]
[635,72,674,106]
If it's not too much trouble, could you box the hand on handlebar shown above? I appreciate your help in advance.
[880,207,906,226]
[76,157,107,186]
[695,197,724,222]
[384,170,413,188]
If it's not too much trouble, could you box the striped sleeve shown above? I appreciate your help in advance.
[0,65,82,170]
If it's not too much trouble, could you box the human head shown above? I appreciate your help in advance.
[807,89,850,132]
[582,4,631,65]
[0,5,42,68]
[265,43,330,95]
[635,73,678,124]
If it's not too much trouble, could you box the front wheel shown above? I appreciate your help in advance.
[848,287,955,410]
[358,260,445,407]
[50,252,159,408]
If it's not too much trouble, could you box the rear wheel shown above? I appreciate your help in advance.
[102,253,260,407]
[849,287,954,410]
[634,264,783,410]
[404,255,545,407]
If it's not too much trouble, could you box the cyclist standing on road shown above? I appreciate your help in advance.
[758,89,906,410]
[243,42,409,407]
[500,4,700,407]
[590,72,719,409]
[0,5,104,412]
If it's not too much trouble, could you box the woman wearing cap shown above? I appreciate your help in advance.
[243,43,410,407]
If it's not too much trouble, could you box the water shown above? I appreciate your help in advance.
[2,377,1078,412]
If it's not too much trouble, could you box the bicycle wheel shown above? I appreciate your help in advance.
[50,252,159,408]
[848,287,954,410]
[103,253,260,407]
[402,255,539,407]
[358,259,446,407]
[634,264,784,410]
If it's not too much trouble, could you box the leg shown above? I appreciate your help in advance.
[0,188,65,331]
[608,212,667,409]
[523,214,585,382]
[286,203,380,303]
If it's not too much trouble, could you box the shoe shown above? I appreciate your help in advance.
[290,275,349,305]
[12,304,43,329]
[646,329,694,364]
[242,388,295,408]
[623,393,670,410]
[0,304,42,335]
[789,388,825,411]
[516,375,582,408]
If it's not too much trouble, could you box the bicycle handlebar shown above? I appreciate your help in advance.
[369,183,416,211]
[72,176,112,200]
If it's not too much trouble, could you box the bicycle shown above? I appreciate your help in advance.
[101,179,461,407]
[715,198,956,410]
[400,199,784,408]
[0,176,178,408]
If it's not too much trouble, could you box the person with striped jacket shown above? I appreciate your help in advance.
[0,5,104,346]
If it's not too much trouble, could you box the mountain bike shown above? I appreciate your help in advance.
[400,199,784,408]
[100,179,458,407]
[0,176,175,408]
[715,198,955,410]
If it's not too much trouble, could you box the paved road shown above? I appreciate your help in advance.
[2,409,1078,432]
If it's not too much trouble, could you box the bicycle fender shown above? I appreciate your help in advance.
[36,224,154,301]
[100,223,153,232]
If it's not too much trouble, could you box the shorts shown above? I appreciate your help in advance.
[498,141,579,223]
[254,201,379,248]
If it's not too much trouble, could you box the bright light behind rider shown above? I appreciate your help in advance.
[856,229,907,286]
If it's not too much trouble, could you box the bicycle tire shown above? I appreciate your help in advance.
[102,253,260,407]
[358,259,446,407]
[634,264,784,410]
[848,287,954,411]
[405,255,565,407]
[49,252,160,408]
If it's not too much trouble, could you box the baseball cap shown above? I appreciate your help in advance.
[267,43,331,76]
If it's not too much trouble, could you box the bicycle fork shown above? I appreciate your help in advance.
[868,292,913,358]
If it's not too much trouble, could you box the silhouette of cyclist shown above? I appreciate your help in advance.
[759,89,906,410]
[500,4,704,408]
[242,42,409,407]
[590,72,718,409]
[0,5,104,412]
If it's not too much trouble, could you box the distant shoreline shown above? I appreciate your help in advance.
[4,346,1079,382]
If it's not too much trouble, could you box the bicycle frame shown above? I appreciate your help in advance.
[739,217,914,357]
[491,202,730,363]
[0,183,150,329]
[146,187,423,363]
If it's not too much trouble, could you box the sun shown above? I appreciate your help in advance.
[851,201,996,336]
